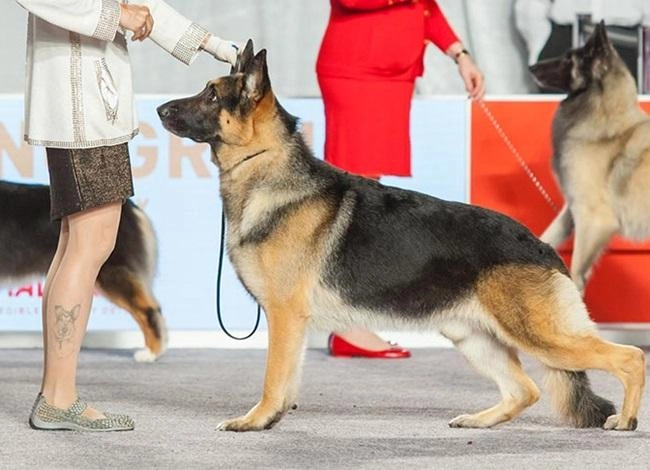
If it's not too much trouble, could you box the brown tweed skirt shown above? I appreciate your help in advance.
[46,143,134,221]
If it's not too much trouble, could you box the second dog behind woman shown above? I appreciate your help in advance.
[15,0,239,431]
[317,0,485,358]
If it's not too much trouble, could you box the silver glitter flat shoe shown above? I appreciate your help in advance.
[29,393,134,432]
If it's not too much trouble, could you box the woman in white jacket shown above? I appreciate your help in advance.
[15,0,239,432]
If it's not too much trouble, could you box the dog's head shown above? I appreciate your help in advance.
[157,39,273,150]
[529,21,619,94]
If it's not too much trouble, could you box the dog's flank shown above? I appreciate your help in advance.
[0,180,167,361]
[158,39,645,432]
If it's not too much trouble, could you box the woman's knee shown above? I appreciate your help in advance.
[93,227,119,263]
[65,203,122,266]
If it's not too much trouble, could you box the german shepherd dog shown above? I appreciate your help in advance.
[158,41,645,432]
[531,22,650,294]
[0,181,166,361]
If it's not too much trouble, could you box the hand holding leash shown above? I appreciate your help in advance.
[119,4,153,41]
[456,53,485,100]
[445,43,485,100]
[202,35,240,67]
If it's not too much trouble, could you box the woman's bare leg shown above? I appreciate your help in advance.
[40,218,70,388]
[40,202,122,418]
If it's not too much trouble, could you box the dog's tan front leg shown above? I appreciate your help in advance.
[217,302,308,432]
[571,214,618,293]
[540,204,573,248]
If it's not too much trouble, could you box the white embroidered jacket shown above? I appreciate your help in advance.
[16,0,212,148]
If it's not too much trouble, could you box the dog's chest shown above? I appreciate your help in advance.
[225,236,267,298]
[556,139,620,195]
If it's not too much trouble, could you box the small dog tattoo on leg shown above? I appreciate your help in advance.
[54,304,80,350]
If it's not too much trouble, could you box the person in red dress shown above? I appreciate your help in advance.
[317,0,485,358]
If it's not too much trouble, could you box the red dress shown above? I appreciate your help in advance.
[316,0,458,177]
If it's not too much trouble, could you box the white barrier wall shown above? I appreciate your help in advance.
[0,95,469,333]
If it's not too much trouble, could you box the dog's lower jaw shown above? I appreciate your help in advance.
[216,401,289,432]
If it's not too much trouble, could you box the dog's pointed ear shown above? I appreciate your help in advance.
[583,20,614,80]
[243,49,271,103]
[594,20,610,48]
[585,20,610,55]
[231,39,255,75]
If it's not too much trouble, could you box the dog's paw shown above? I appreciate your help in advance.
[603,414,638,431]
[217,416,259,432]
[216,416,269,432]
[216,409,284,432]
[448,414,492,429]
[133,348,158,363]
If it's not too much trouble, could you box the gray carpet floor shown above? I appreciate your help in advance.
[2,347,650,469]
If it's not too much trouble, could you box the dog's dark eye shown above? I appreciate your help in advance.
[208,87,218,103]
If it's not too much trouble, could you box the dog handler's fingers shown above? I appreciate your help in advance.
[474,79,486,101]
[131,17,146,41]
[460,65,484,100]
[470,73,486,101]
[461,72,475,99]
[120,4,152,41]
[141,15,154,41]
[134,14,152,41]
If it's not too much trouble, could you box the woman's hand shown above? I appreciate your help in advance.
[119,4,154,41]
[457,54,485,100]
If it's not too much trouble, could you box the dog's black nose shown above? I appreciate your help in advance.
[157,104,175,119]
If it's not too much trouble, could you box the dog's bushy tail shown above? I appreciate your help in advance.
[544,368,615,427]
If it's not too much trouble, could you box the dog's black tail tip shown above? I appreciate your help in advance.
[545,369,615,428]
[570,389,616,428]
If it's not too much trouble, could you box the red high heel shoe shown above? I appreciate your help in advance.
[328,333,411,359]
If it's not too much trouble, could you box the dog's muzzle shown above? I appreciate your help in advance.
[157,102,182,134]
[157,103,176,120]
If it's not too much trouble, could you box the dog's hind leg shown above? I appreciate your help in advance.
[525,277,646,432]
[217,294,309,432]
[536,335,645,430]
[97,267,167,362]
[443,324,540,428]
[479,267,645,430]
[540,204,574,248]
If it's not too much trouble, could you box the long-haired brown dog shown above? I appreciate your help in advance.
[158,41,644,432]
[532,22,650,295]
[0,180,166,361]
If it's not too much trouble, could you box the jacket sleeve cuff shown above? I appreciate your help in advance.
[92,0,121,42]
[171,23,210,65]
